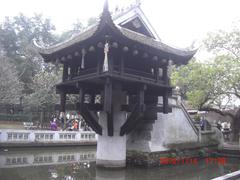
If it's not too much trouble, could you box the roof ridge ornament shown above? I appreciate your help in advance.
[103,0,109,12]
[99,0,113,25]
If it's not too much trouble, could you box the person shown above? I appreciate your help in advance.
[200,117,205,131]
[73,120,78,131]
[60,112,65,129]
[217,121,222,131]
[50,118,57,131]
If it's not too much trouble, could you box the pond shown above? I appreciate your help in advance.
[0,146,239,180]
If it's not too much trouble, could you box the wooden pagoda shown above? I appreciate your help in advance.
[35,1,196,137]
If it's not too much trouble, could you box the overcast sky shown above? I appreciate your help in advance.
[0,0,239,58]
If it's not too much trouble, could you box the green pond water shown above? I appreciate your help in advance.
[0,146,239,180]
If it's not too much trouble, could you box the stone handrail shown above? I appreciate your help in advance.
[0,129,96,143]
[180,102,199,135]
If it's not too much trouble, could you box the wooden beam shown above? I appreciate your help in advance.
[121,104,172,113]
[76,103,103,111]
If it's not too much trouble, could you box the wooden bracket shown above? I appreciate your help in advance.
[80,104,102,135]
[120,103,143,136]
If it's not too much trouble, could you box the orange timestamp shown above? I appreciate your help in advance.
[159,157,226,165]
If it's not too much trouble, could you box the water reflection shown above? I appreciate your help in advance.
[0,147,240,180]
[96,168,125,180]
[0,147,95,168]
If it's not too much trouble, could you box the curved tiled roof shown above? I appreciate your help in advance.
[34,1,196,63]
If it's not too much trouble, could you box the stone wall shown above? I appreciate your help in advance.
[127,144,219,167]
[127,95,199,153]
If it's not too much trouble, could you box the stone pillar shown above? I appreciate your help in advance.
[96,87,126,168]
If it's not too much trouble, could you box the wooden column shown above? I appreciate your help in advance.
[108,55,113,73]
[154,60,160,82]
[104,77,113,136]
[139,84,146,112]
[79,87,84,111]
[120,55,125,75]
[62,64,68,81]
[104,77,112,113]
[60,91,66,113]
[97,58,101,75]
[163,90,168,114]
[162,65,168,84]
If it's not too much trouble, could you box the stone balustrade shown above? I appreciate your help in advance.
[0,129,97,144]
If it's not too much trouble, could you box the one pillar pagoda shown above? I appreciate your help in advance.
[35,1,196,168]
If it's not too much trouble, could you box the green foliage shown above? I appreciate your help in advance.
[172,59,220,109]
[24,70,61,109]
[194,114,201,122]
[204,26,240,58]
[57,19,84,42]
[0,55,23,104]
[57,17,97,42]
[0,13,57,93]
[172,23,240,139]
[171,54,240,110]
[0,14,96,109]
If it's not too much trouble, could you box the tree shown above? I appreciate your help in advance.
[0,55,23,104]
[57,17,97,42]
[0,14,97,115]
[0,13,57,93]
[172,24,240,140]
[24,71,61,109]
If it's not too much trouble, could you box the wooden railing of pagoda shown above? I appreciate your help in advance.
[64,66,167,85]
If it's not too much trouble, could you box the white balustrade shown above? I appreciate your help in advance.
[0,129,97,143]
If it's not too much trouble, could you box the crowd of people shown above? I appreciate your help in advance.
[49,112,91,131]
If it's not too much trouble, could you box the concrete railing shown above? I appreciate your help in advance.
[0,129,97,143]
[0,148,96,168]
